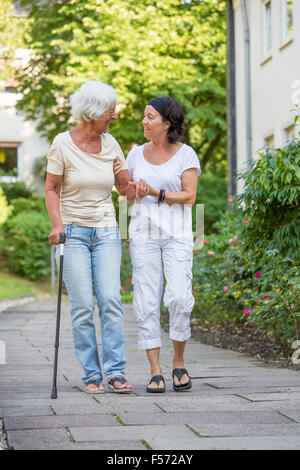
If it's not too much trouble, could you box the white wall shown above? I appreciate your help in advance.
[233,0,300,193]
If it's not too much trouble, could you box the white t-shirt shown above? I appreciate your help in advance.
[126,143,201,241]
[47,131,127,227]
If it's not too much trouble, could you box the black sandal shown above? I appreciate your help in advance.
[108,376,133,394]
[172,368,192,392]
[146,374,165,393]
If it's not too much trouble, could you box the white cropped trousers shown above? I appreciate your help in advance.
[129,238,195,350]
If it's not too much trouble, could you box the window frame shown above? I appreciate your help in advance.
[262,0,272,59]
[280,0,293,48]
[0,142,22,183]
[284,124,295,143]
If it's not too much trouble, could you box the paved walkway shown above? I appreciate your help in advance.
[1,296,300,450]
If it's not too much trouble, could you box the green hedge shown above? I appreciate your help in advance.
[192,172,227,234]
[1,210,52,280]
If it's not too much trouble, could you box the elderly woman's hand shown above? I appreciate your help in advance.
[48,225,67,245]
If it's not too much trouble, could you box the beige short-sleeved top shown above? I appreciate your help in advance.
[46,131,127,227]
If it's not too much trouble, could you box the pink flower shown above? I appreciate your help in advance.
[255,272,260,279]
[285,301,289,305]
[128,277,132,284]
[254,306,257,310]
[243,219,249,225]
[223,286,229,292]
[192,289,195,295]
[229,235,238,244]
[264,295,270,300]
[243,308,250,315]
[207,251,215,256]
[201,238,209,244]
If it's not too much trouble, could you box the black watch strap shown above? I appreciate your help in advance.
[158,189,166,204]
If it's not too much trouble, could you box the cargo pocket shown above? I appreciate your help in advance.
[174,248,194,314]
[175,249,193,280]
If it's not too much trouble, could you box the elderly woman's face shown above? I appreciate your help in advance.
[95,104,118,132]
[142,105,170,140]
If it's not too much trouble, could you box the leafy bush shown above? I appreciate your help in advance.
[1,211,52,280]
[0,187,12,226]
[192,172,227,234]
[0,181,34,203]
[10,196,47,216]
[192,213,299,347]
[236,139,300,258]
[192,139,300,349]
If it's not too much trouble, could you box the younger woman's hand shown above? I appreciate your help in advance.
[129,178,150,199]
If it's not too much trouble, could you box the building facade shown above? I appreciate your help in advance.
[228,0,300,195]
[0,85,49,189]
[0,6,50,190]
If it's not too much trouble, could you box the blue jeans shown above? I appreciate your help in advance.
[56,225,126,384]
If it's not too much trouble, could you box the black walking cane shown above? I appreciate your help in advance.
[51,233,66,399]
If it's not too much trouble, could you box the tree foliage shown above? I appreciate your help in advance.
[0,0,28,82]
[16,0,226,170]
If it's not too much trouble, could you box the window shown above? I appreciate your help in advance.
[265,134,274,146]
[0,143,20,178]
[285,125,295,143]
[263,0,272,57]
[282,0,293,43]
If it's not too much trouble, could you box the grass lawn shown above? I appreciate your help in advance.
[0,271,53,301]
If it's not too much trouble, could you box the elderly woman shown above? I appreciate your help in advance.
[114,96,200,393]
[45,81,132,394]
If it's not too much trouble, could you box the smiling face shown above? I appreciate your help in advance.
[142,105,170,141]
[95,104,118,133]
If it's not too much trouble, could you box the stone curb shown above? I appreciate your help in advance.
[0,295,35,314]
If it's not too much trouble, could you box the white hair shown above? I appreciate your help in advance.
[70,81,118,122]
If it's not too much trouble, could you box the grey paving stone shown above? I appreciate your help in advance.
[244,400,300,412]
[278,411,300,423]
[67,440,147,450]
[51,402,104,415]
[119,410,291,425]
[147,395,255,412]
[200,376,300,389]
[70,424,196,442]
[147,436,300,450]
[237,392,300,402]
[52,399,162,415]
[4,413,119,430]
[0,384,73,393]
[188,423,300,436]
[200,385,300,395]
[1,395,97,407]
[0,406,54,417]
[7,428,73,450]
